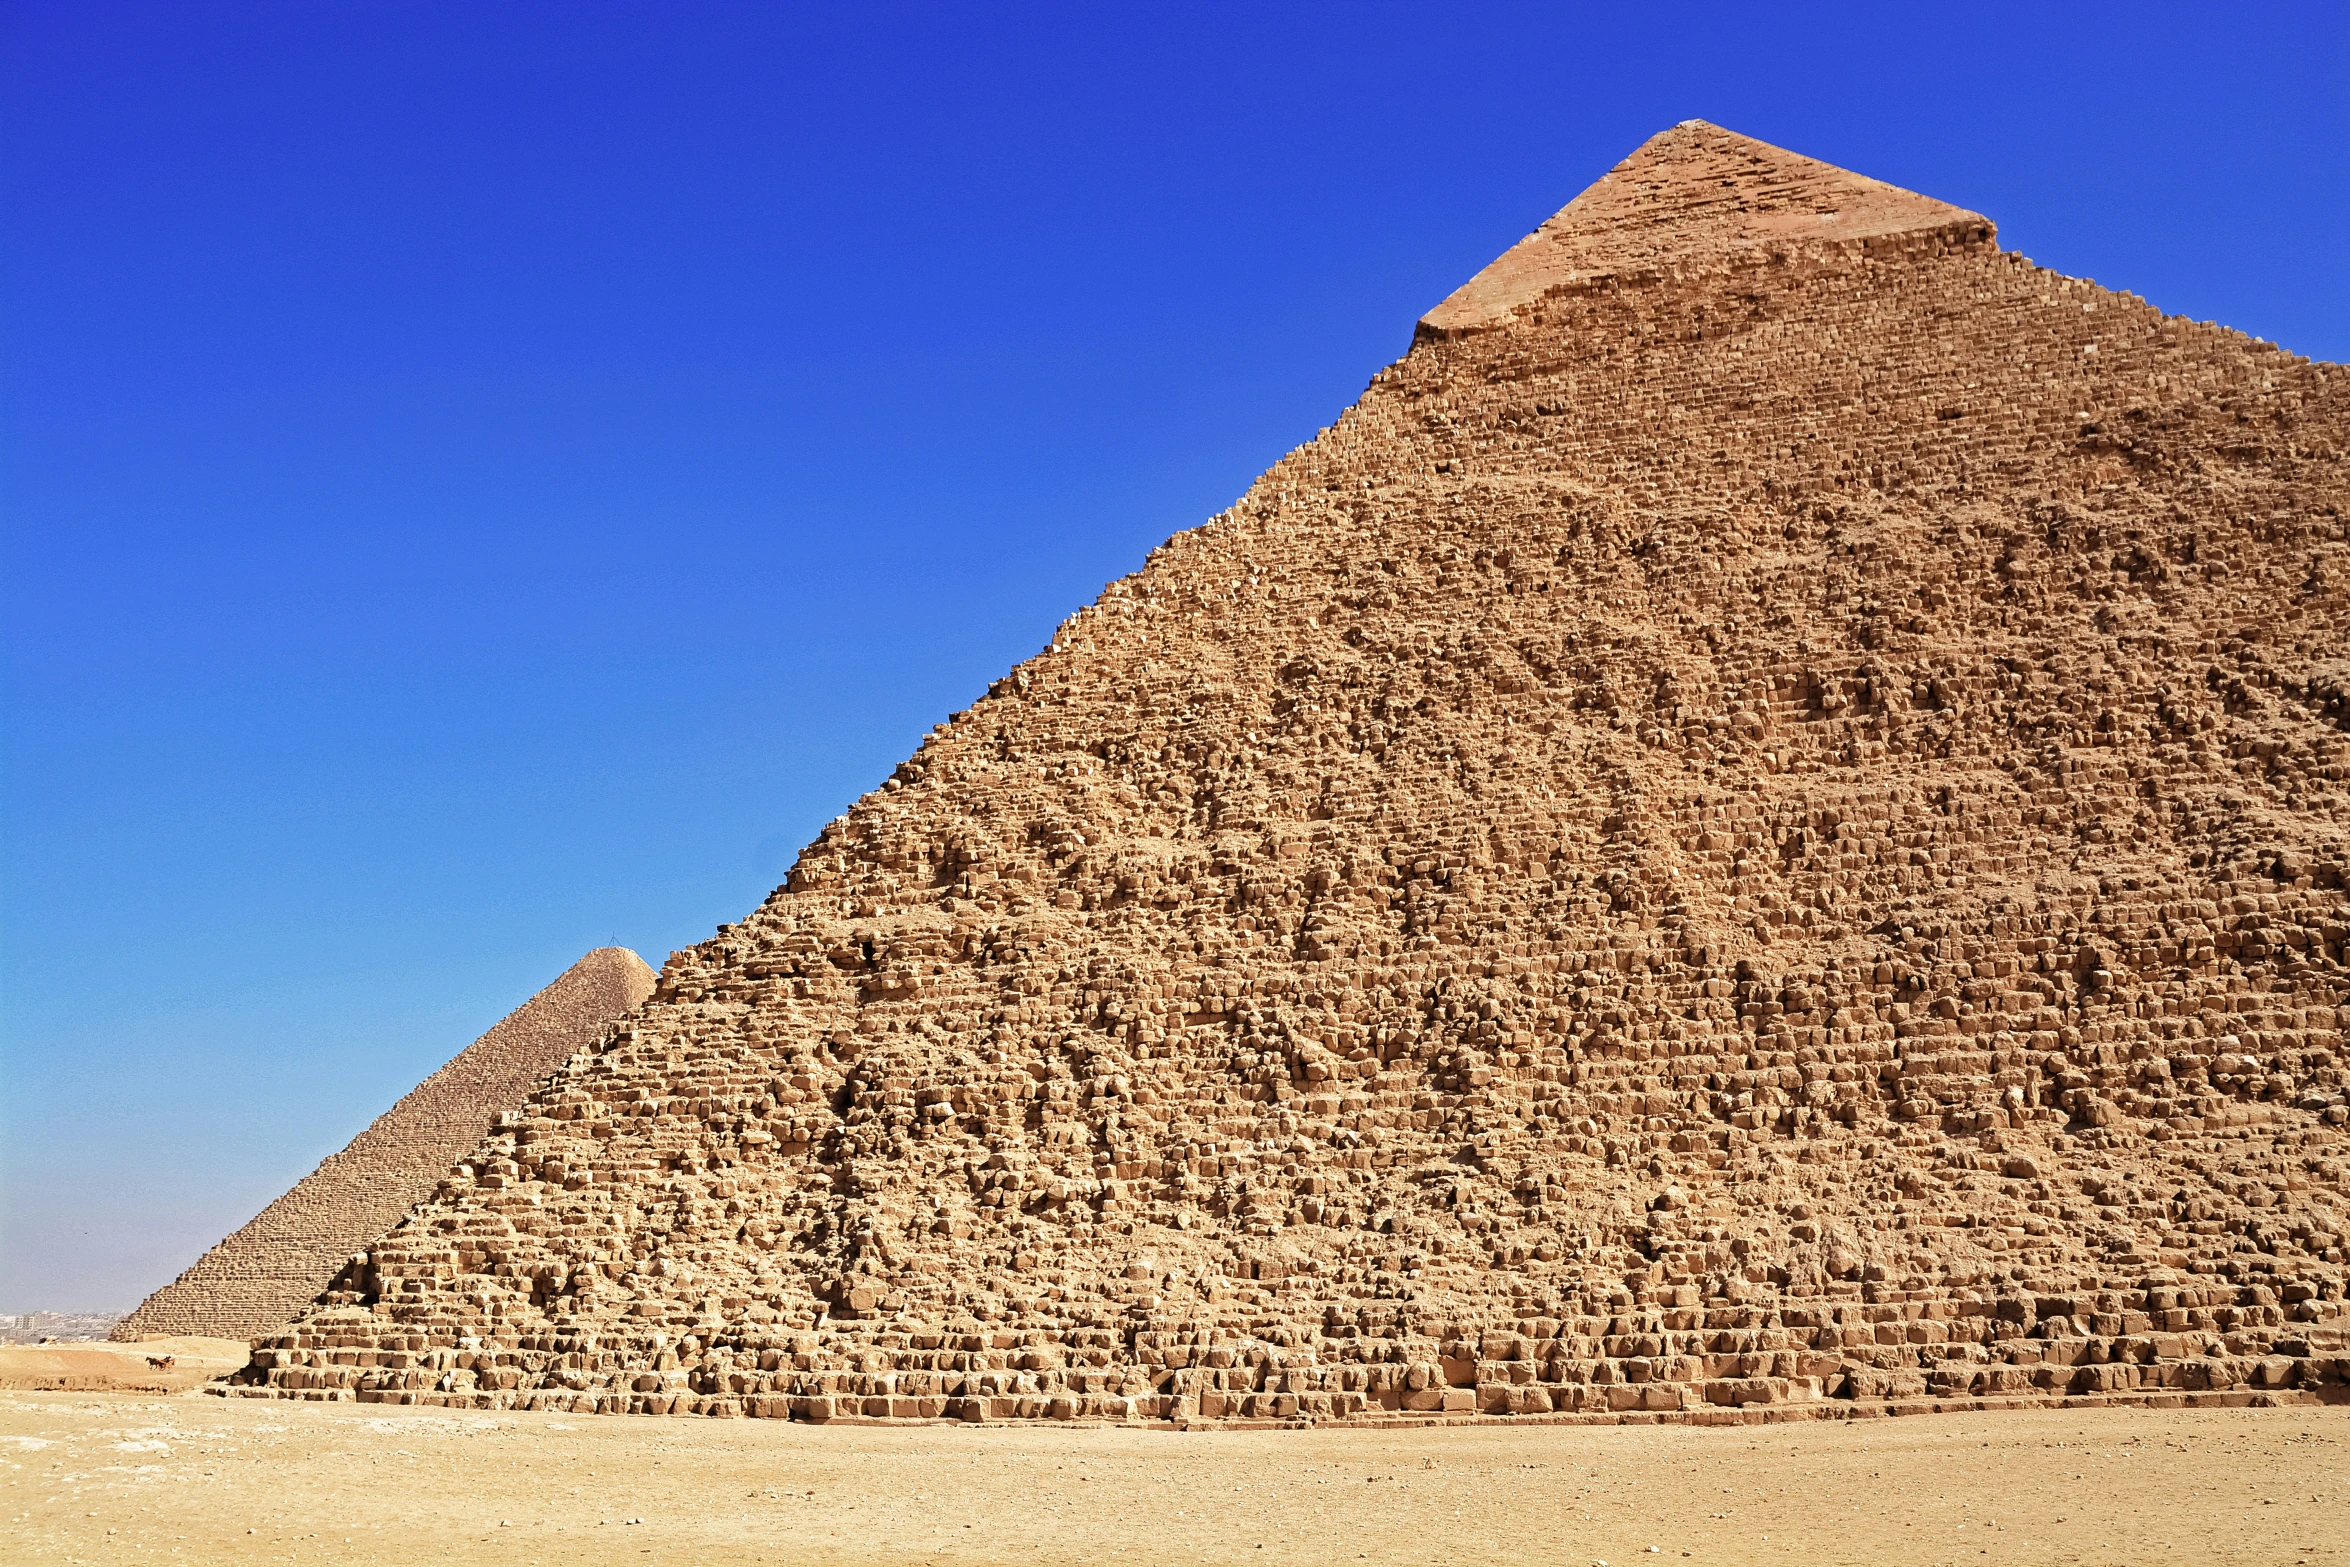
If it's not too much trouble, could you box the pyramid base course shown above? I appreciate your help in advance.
[219,1161,2350,1422]
[224,1315,2350,1437]
[220,1388,2346,1430]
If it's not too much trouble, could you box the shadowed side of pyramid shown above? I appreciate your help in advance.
[112,947,656,1342]
[1419,120,1994,339]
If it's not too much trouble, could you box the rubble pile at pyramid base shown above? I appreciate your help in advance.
[228,124,2350,1424]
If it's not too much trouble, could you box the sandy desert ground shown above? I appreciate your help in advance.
[0,1340,252,1397]
[0,1375,2344,1566]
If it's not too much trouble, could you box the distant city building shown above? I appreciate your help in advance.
[1,1311,125,1344]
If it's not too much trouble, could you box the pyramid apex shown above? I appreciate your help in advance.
[1420,122,1993,338]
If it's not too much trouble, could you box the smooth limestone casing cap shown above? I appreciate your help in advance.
[1418,119,1994,340]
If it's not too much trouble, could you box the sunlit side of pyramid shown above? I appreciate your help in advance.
[237,124,2350,1423]
[117,948,655,1342]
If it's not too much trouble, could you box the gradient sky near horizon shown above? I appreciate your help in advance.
[4,2,2345,1313]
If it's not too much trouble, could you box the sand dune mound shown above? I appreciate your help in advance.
[117,948,655,1341]
[236,124,2350,1425]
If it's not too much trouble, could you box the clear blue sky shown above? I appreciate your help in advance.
[4,2,2344,1314]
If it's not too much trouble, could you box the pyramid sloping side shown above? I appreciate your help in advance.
[1420,120,1993,338]
[239,127,2349,1424]
[113,948,655,1342]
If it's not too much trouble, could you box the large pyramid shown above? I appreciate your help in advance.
[119,947,655,1341]
[235,124,2350,1423]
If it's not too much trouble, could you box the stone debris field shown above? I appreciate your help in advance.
[193,122,2350,1432]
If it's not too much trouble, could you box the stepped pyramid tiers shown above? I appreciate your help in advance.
[237,123,2350,1424]
[118,948,656,1342]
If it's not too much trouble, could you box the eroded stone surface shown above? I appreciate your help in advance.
[117,948,655,1341]
[234,125,2349,1426]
